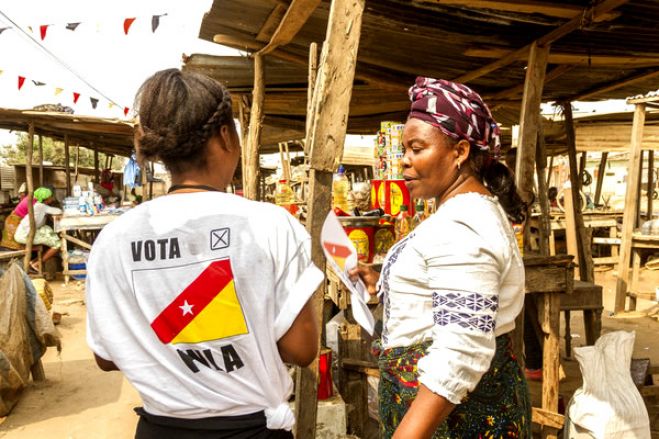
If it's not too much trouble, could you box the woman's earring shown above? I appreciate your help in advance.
[457,160,461,171]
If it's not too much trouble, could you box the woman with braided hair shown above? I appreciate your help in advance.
[351,77,531,438]
[86,69,322,438]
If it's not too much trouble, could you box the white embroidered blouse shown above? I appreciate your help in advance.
[378,192,525,404]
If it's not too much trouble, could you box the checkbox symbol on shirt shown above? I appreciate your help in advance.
[210,228,230,250]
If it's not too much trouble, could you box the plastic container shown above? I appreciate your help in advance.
[274,179,296,214]
[339,216,379,263]
[332,165,352,213]
[394,204,412,241]
[69,262,86,280]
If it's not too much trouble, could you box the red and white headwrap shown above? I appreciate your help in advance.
[408,77,501,159]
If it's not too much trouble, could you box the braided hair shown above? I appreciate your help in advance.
[134,69,235,174]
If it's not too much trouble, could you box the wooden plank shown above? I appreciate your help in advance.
[532,407,565,430]
[629,249,641,311]
[0,250,28,259]
[485,65,573,101]
[563,102,594,283]
[636,150,644,228]
[647,150,654,219]
[255,4,287,42]
[62,234,93,250]
[464,48,659,67]
[454,0,629,84]
[259,0,322,55]
[425,0,619,21]
[64,135,71,196]
[305,42,319,155]
[594,152,608,206]
[540,292,561,439]
[516,42,549,204]
[536,123,550,256]
[295,2,365,436]
[592,237,620,245]
[244,54,265,201]
[23,122,35,273]
[615,104,646,313]
[93,147,99,183]
[571,69,659,102]
[38,135,44,187]
[563,183,579,267]
[640,384,659,397]
[628,94,659,105]
[593,256,618,265]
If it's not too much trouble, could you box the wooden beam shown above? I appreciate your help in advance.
[536,123,550,256]
[516,42,549,204]
[569,69,659,101]
[259,0,322,55]
[594,152,608,206]
[295,1,365,437]
[93,147,99,183]
[305,42,319,155]
[615,103,646,312]
[485,64,573,100]
[563,102,594,283]
[464,47,659,67]
[244,54,265,200]
[64,135,71,196]
[256,4,287,42]
[23,122,35,273]
[532,407,565,430]
[38,135,44,187]
[540,291,561,439]
[454,0,629,84]
[425,0,619,21]
[648,150,654,219]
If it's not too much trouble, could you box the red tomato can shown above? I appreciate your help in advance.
[339,217,378,263]
[375,179,413,216]
[317,348,333,400]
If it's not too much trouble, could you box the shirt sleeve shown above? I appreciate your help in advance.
[416,220,502,404]
[270,209,324,340]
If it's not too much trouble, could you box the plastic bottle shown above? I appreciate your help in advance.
[332,165,352,214]
[411,200,425,230]
[394,204,412,241]
[274,179,296,213]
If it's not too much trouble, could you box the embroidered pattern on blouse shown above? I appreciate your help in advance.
[380,233,415,345]
[432,291,497,332]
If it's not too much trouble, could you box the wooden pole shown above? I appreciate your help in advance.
[304,42,319,156]
[615,103,646,313]
[648,150,654,219]
[23,123,36,273]
[536,124,550,256]
[562,102,594,282]
[547,155,554,188]
[636,150,644,226]
[515,42,549,204]
[294,1,365,437]
[244,54,265,200]
[93,146,100,183]
[238,96,250,194]
[38,135,44,187]
[74,146,80,183]
[594,152,608,206]
[578,152,587,189]
[64,135,71,196]
[540,292,561,439]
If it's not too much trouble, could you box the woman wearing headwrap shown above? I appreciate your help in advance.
[0,183,37,250]
[14,187,62,271]
[351,78,530,438]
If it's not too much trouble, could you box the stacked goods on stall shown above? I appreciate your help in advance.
[372,122,413,217]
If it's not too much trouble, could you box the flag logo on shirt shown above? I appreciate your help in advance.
[323,241,352,270]
[150,259,248,344]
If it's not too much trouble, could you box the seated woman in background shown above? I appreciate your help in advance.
[14,187,62,271]
[1,183,35,250]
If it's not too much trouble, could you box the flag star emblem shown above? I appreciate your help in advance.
[179,300,194,316]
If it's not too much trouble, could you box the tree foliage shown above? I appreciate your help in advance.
[1,133,124,171]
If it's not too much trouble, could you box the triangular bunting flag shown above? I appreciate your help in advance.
[123,107,130,116]
[66,22,80,31]
[54,87,63,96]
[151,14,166,32]
[123,17,136,35]
[73,92,80,104]
[108,102,115,109]
[0,27,10,35]
[27,26,33,33]
[18,76,26,90]
[39,25,49,40]
[32,80,46,86]
[90,97,99,109]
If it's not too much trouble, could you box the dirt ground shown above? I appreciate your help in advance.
[0,269,658,438]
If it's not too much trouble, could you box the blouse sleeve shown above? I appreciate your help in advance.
[416,220,502,404]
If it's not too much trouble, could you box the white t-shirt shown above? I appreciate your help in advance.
[85,192,323,429]
[15,202,62,234]
[378,193,524,404]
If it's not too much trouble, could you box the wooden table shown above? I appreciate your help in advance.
[54,214,119,284]
[627,233,659,310]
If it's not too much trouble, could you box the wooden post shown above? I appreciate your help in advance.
[648,150,654,219]
[578,151,587,189]
[614,103,646,313]
[294,0,365,437]
[38,135,44,187]
[515,42,549,204]
[536,124,550,256]
[244,54,265,200]
[562,102,594,283]
[563,182,579,266]
[23,123,36,273]
[636,150,644,226]
[594,152,608,206]
[74,146,80,183]
[64,135,71,196]
[93,146,99,183]
[238,96,250,193]
[547,155,554,188]
[304,42,319,155]
[540,292,561,439]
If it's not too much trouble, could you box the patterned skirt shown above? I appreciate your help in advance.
[376,334,532,438]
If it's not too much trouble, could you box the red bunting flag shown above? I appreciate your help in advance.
[39,25,49,40]
[123,17,136,35]
[18,76,26,90]
[73,92,81,104]
[123,107,130,116]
